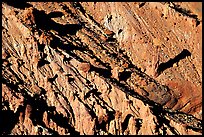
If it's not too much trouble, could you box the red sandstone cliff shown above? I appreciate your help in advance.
[2,2,202,135]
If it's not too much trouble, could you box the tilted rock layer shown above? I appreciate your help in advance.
[2,2,202,135]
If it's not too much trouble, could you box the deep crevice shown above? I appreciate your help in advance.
[157,49,191,75]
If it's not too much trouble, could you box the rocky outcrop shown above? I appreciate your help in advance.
[2,2,202,135]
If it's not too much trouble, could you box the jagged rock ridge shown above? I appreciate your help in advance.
[2,2,202,135]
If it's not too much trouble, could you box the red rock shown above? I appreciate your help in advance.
[2,2,202,135]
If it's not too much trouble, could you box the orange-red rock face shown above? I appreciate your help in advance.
[2,2,202,135]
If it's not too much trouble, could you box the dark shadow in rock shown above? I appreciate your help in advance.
[108,77,147,102]
[150,105,179,135]
[71,2,105,34]
[47,29,111,70]
[106,110,116,122]
[49,113,80,135]
[67,77,75,83]
[91,89,115,112]
[32,9,82,36]
[118,70,132,81]
[1,110,19,135]
[139,2,146,8]
[49,36,85,62]
[2,74,79,135]
[118,29,123,34]
[84,88,100,99]
[106,37,116,42]
[122,114,133,133]
[135,118,143,134]
[2,59,12,69]
[41,52,48,59]
[63,56,72,64]
[71,2,86,14]
[89,65,112,78]
[4,1,32,9]
[61,4,77,19]
[47,11,64,18]
[73,91,114,134]
[47,74,58,83]
[96,110,115,132]
[157,49,191,75]
[169,2,201,25]
[75,94,97,119]
[54,91,76,125]
[1,101,19,135]
[37,43,46,52]
[37,59,50,68]
[23,90,78,135]
[26,91,79,135]
[39,87,47,96]
[97,120,106,131]
[186,126,202,133]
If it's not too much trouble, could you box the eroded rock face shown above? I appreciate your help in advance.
[2,2,202,135]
